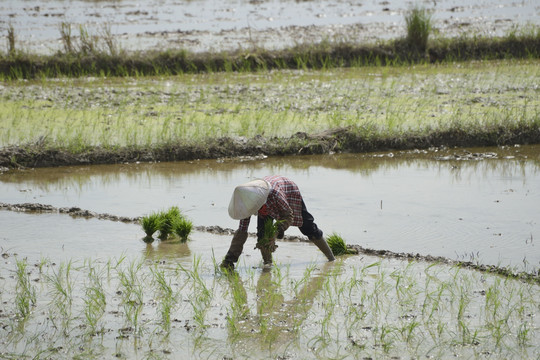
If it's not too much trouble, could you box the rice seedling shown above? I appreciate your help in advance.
[258,218,281,251]
[83,262,107,335]
[172,216,193,243]
[177,256,213,331]
[117,259,145,334]
[157,206,180,240]
[59,22,74,54]
[44,261,74,332]
[141,212,162,241]
[151,265,176,333]
[326,233,354,256]
[14,258,36,320]
[0,252,538,359]
[2,59,539,162]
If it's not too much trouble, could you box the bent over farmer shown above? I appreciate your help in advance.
[221,175,335,270]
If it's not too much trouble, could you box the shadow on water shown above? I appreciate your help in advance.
[1,145,539,271]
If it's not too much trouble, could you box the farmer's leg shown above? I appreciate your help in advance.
[298,200,335,261]
[298,200,323,240]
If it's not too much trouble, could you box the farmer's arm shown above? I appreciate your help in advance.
[238,218,250,233]
[221,218,251,268]
[228,218,250,255]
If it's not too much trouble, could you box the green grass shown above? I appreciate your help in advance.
[405,6,433,53]
[0,24,538,79]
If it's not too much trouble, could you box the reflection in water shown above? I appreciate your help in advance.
[143,241,192,262]
[1,146,538,192]
[225,262,335,352]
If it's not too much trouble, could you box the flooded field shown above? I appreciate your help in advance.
[1,1,539,358]
[2,0,539,54]
[1,147,539,359]
[2,145,539,272]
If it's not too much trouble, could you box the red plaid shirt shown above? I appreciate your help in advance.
[238,175,303,232]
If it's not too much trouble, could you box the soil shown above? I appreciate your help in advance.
[2,201,538,284]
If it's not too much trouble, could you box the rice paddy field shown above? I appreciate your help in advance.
[1,56,540,360]
[1,1,540,358]
[0,59,538,150]
[1,226,539,360]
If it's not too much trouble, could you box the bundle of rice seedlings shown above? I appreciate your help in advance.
[141,212,162,238]
[141,206,193,242]
[326,233,354,256]
[257,218,281,251]
[158,206,181,240]
[173,217,193,243]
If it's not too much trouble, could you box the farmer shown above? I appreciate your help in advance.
[221,175,335,270]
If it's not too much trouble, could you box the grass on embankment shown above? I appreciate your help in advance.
[0,29,539,80]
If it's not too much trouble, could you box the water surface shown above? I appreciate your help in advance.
[2,0,538,54]
[2,145,538,271]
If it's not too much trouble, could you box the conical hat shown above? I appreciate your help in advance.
[228,179,271,220]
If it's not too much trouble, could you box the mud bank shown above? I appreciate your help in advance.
[2,201,538,285]
[2,124,539,169]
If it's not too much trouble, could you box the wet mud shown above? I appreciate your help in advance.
[2,201,538,285]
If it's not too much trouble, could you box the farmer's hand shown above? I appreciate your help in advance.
[277,229,285,239]
[268,237,278,252]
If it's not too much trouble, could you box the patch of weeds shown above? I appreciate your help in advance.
[405,5,433,54]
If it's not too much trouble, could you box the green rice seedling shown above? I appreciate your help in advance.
[326,233,354,256]
[141,212,162,241]
[100,23,119,56]
[78,24,98,55]
[404,6,432,53]
[117,259,145,333]
[15,258,36,320]
[172,216,193,243]
[151,265,176,332]
[83,263,107,335]
[44,261,74,332]
[177,256,213,331]
[258,218,282,251]
[157,206,181,240]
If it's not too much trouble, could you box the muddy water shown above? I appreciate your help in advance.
[2,0,539,54]
[1,145,539,272]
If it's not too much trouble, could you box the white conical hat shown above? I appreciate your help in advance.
[228,179,271,220]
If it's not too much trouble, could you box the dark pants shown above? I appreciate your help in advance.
[257,200,323,241]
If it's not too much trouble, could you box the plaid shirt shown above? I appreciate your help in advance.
[238,175,304,232]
